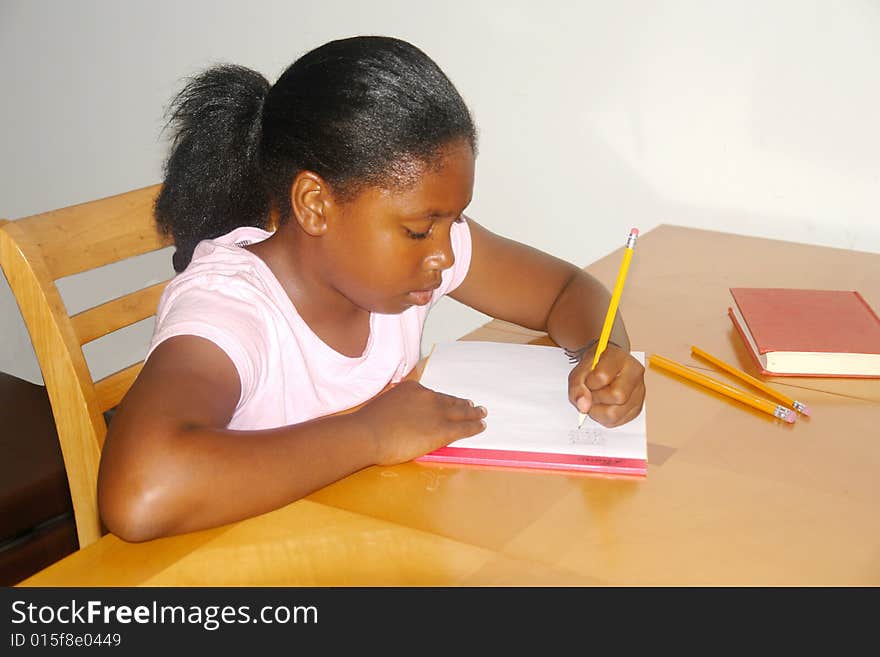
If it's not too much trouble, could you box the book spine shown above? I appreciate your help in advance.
[728,307,774,375]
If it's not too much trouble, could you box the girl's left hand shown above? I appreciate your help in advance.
[568,343,645,428]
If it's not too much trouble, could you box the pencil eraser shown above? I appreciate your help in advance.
[793,401,811,416]
[783,409,796,423]
[630,227,639,237]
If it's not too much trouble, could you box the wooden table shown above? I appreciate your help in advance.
[20,225,880,586]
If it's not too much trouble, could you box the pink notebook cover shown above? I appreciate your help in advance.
[417,446,647,476]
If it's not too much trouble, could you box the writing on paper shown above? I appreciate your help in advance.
[568,427,607,446]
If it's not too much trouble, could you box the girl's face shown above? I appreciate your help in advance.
[324,139,475,314]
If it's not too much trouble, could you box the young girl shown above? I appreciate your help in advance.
[97,36,646,542]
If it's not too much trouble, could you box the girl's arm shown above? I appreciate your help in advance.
[449,219,645,426]
[97,335,486,542]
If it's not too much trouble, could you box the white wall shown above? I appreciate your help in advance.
[2,0,878,384]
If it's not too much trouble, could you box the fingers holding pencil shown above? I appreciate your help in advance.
[569,344,646,427]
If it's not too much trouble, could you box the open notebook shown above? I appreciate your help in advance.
[416,341,647,476]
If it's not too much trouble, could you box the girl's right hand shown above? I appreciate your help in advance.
[354,380,487,466]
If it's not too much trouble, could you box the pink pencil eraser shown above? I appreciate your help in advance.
[800,405,811,417]
[783,409,796,423]
[630,227,639,237]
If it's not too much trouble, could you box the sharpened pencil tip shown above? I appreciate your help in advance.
[577,413,586,429]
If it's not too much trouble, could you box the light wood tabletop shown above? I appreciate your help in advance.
[19,225,880,586]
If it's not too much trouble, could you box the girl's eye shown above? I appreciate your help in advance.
[405,225,433,240]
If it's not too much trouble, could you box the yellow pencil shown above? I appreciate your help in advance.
[649,353,796,423]
[578,227,639,429]
[690,345,811,416]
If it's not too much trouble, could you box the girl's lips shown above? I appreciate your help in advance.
[407,288,437,305]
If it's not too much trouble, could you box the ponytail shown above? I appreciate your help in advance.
[155,65,270,272]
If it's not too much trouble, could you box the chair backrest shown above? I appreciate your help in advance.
[0,184,173,548]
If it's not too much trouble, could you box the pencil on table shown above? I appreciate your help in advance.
[649,353,797,423]
[578,227,639,429]
[690,345,811,416]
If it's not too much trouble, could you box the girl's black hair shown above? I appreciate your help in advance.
[156,36,477,272]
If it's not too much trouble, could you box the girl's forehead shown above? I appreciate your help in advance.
[378,144,475,211]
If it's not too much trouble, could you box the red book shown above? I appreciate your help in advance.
[728,288,880,378]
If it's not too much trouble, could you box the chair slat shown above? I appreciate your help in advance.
[71,280,169,345]
[14,185,173,280]
[94,362,144,414]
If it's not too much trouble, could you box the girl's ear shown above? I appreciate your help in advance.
[290,171,333,236]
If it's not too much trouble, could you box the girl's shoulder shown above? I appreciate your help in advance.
[149,227,284,376]
[160,227,283,313]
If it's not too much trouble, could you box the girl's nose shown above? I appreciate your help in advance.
[424,237,454,271]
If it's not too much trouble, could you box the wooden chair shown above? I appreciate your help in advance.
[0,185,173,549]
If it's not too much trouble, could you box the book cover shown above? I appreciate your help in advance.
[416,341,647,476]
[728,288,880,378]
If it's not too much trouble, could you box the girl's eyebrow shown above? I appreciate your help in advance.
[404,195,472,220]
[402,210,453,221]
[422,202,472,219]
